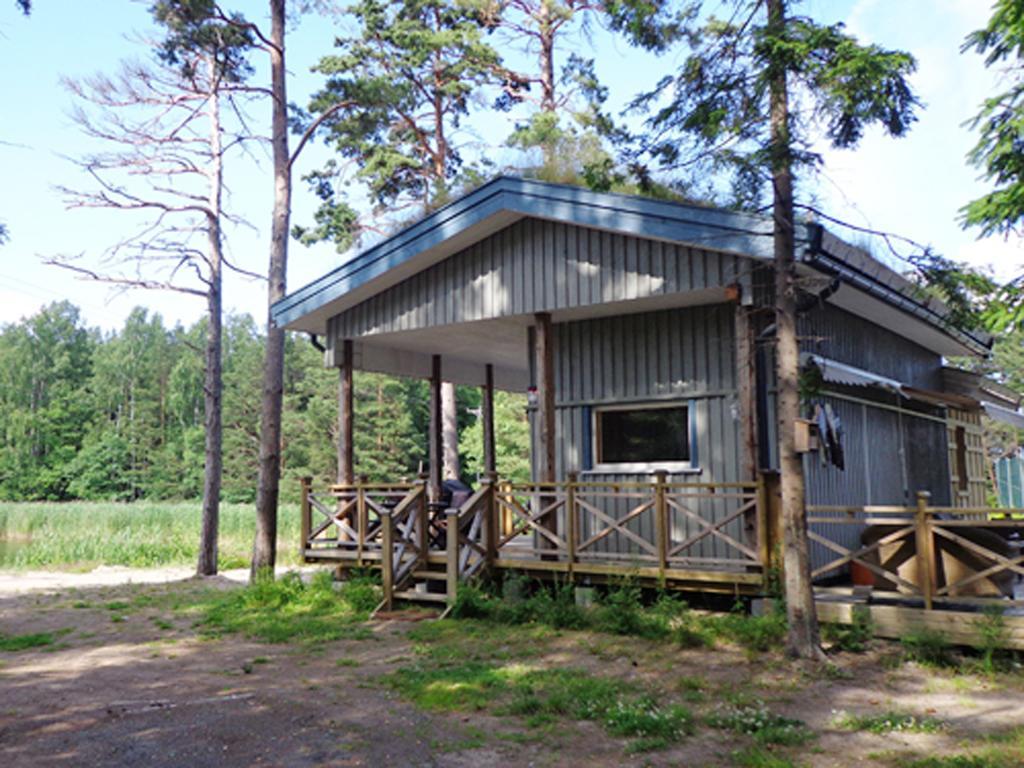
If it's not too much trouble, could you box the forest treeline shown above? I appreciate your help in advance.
[0,301,530,502]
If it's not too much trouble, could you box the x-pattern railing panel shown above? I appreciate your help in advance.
[575,491,657,558]
[495,486,568,553]
[666,489,760,566]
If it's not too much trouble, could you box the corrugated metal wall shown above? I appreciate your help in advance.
[799,304,943,389]
[533,304,749,565]
[328,217,744,344]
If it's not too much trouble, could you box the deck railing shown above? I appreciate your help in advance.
[301,474,767,607]
[808,493,1024,610]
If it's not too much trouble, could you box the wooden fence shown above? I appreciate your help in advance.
[808,492,1024,610]
[300,474,766,609]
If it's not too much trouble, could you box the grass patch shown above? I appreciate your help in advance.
[732,747,801,768]
[188,570,376,644]
[835,710,944,734]
[901,628,956,668]
[821,606,874,652]
[449,576,786,654]
[386,649,692,753]
[0,630,66,651]
[0,500,300,570]
[707,701,813,746]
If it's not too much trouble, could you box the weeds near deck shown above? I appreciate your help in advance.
[821,606,874,652]
[450,576,786,654]
[901,628,956,667]
[190,570,377,643]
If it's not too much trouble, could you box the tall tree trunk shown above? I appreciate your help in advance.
[441,381,459,480]
[767,0,823,660]
[197,66,224,577]
[538,1,555,112]
[251,0,289,579]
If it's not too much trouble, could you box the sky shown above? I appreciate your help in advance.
[0,0,1019,334]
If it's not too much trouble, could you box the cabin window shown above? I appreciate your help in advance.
[592,403,695,472]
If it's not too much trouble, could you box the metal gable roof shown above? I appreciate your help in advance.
[271,176,785,331]
[271,175,992,359]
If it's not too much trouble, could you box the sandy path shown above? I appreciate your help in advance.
[0,565,312,595]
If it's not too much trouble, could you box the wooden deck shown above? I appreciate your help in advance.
[299,475,768,605]
[299,478,1024,648]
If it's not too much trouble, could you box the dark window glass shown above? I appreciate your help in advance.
[597,406,690,464]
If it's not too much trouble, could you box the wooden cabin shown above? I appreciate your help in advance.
[273,177,1023,611]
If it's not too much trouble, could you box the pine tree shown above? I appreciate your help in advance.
[629,0,919,658]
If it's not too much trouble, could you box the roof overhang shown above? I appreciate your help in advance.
[272,176,993,361]
[272,176,782,335]
[983,401,1024,430]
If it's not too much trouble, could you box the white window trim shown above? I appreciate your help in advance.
[589,400,699,475]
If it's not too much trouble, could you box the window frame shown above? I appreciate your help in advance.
[589,400,700,475]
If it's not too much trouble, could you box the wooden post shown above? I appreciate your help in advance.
[356,475,368,566]
[446,508,460,602]
[756,472,771,574]
[763,470,784,574]
[429,355,443,504]
[482,473,497,569]
[735,304,760,553]
[534,313,557,547]
[654,470,669,581]
[535,314,556,485]
[299,476,312,561]
[380,510,394,611]
[416,481,429,568]
[482,363,496,476]
[915,490,935,611]
[566,472,578,578]
[337,339,354,485]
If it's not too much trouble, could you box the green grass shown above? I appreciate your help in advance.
[449,579,787,654]
[732,747,802,768]
[706,701,813,746]
[0,500,300,570]
[386,632,694,753]
[183,570,377,644]
[835,710,944,735]
[0,629,70,651]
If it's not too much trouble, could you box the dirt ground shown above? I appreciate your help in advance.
[1,569,1022,768]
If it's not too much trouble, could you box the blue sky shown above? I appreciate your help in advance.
[0,0,1018,332]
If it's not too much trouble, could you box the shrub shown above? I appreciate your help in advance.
[901,628,955,667]
[821,606,873,652]
[973,605,1010,674]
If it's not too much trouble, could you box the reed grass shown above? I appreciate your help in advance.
[0,501,301,570]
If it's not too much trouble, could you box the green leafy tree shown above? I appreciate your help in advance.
[631,0,919,658]
[461,390,531,482]
[298,0,505,250]
[0,302,95,500]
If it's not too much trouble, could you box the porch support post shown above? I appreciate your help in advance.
[429,354,443,504]
[735,304,758,481]
[535,312,557,545]
[735,302,760,554]
[337,339,354,485]
[482,363,496,476]
[535,313,556,485]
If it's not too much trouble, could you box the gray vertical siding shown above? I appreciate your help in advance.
[803,391,952,577]
[328,217,744,345]
[542,304,749,566]
[799,304,943,389]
